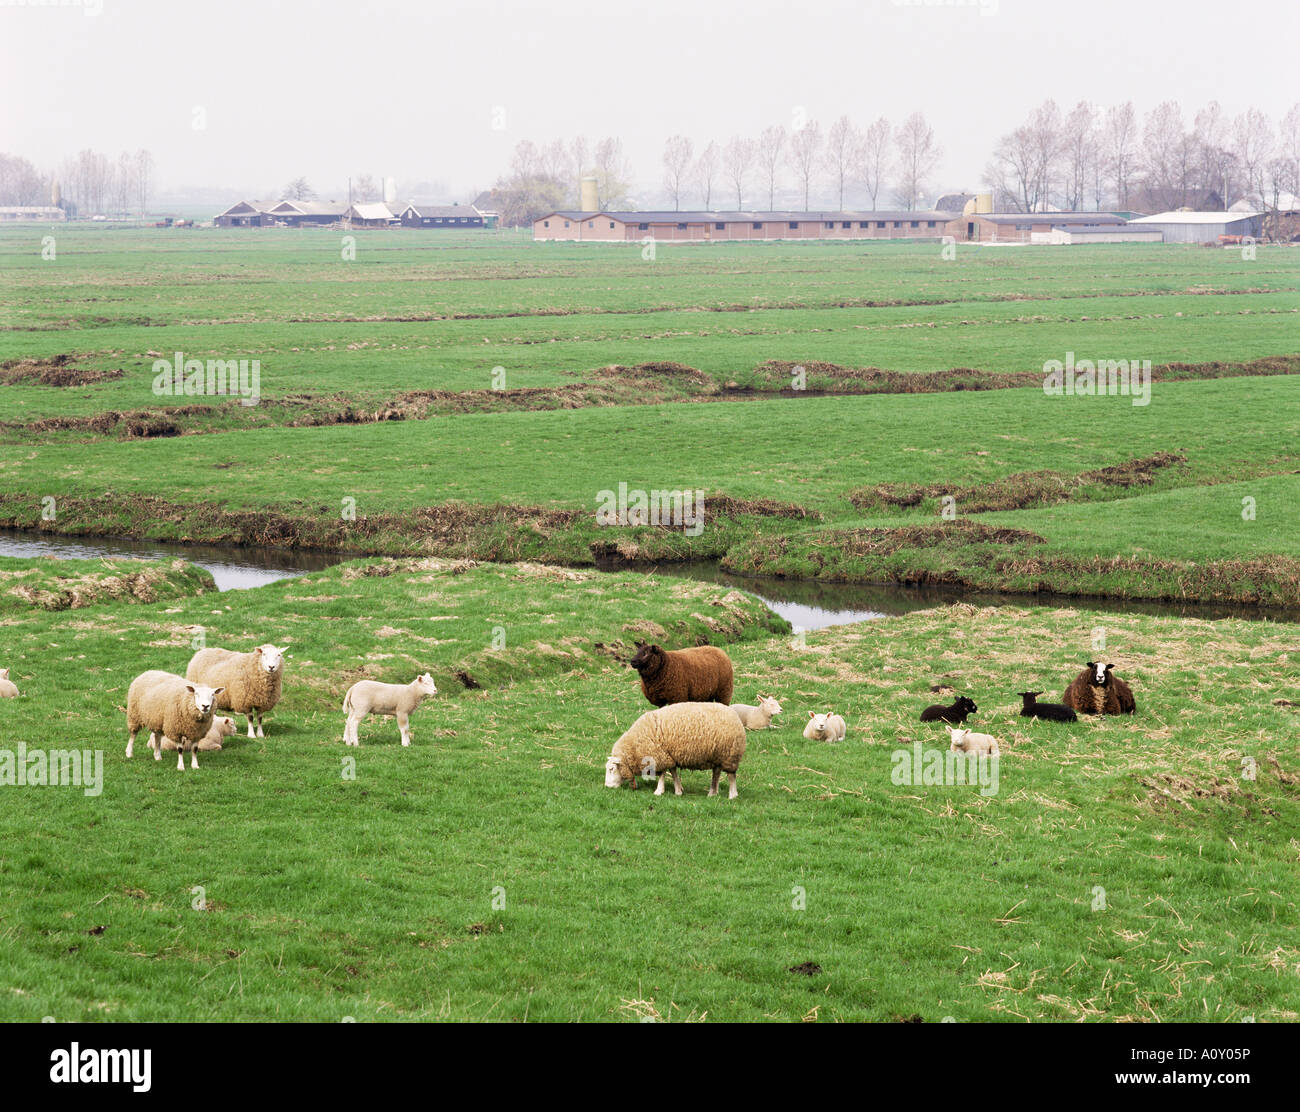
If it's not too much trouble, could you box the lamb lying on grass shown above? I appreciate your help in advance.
[1017,690,1078,722]
[605,701,747,799]
[343,673,438,747]
[731,694,782,730]
[803,712,847,743]
[186,644,286,738]
[920,695,977,724]
[945,725,1000,757]
[0,668,17,698]
[159,715,236,753]
[126,670,224,771]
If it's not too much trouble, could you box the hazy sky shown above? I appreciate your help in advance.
[2,0,1296,206]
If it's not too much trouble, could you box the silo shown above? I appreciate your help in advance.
[580,176,599,211]
[383,177,398,206]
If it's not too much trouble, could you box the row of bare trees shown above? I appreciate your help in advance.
[485,136,636,226]
[986,100,1300,213]
[0,149,155,216]
[661,113,940,212]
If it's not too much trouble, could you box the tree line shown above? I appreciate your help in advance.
[0,150,154,217]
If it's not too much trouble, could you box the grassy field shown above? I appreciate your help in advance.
[0,556,1296,1022]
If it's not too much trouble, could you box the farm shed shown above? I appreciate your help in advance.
[344,202,400,228]
[533,210,960,242]
[959,211,1128,244]
[1046,226,1164,244]
[399,203,486,228]
[214,200,277,227]
[1127,211,1262,244]
[0,205,66,222]
[265,199,348,226]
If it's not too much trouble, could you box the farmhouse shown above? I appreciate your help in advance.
[215,198,492,229]
[534,210,961,242]
[1127,210,1263,244]
[214,200,278,227]
[0,205,66,222]
[399,203,487,228]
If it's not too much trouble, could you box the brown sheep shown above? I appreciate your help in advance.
[628,642,734,707]
[1062,661,1136,716]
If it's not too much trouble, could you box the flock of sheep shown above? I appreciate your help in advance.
[603,645,1139,799]
[1,633,1137,788]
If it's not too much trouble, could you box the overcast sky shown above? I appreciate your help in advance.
[2,0,1295,205]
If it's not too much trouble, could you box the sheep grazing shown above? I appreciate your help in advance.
[919,695,978,724]
[731,694,782,730]
[1017,691,1078,723]
[343,673,438,747]
[945,725,1000,757]
[186,644,285,738]
[1061,661,1137,716]
[159,715,236,753]
[125,670,224,771]
[604,701,747,799]
[629,642,734,707]
[0,668,17,698]
[803,712,847,743]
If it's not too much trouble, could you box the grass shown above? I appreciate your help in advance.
[0,558,1295,1021]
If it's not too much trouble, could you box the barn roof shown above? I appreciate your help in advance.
[1129,210,1260,223]
[975,212,1127,225]
[540,210,959,224]
[402,203,483,218]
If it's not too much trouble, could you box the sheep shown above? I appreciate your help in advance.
[919,695,978,724]
[1017,690,1078,722]
[802,711,847,743]
[343,673,438,747]
[629,642,733,707]
[0,668,17,698]
[185,644,286,738]
[159,715,236,753]
[1061,661,1136,716]
[125,670,224,771]
[945,725,1000,757]
[730,694,782,730]
[604,701,747,799]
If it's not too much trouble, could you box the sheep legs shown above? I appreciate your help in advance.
[397,711,411,747]
[707,769,738,799]
[653,769,685,797]
[708,769,720,796]
[245,711,264,739]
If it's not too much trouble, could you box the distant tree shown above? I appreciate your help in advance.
[493,138,570,226]
[0,153,47,206]
[593,136,633,209]
[284,177,315,201]
[723,136,756,210]
[1278,103,1300,198]
[894,112,940,211]
[662,135,693,211]
[1061,102,1096,210]
[134,149,153,214]
[695,140,719,209]
[352,175,379,202]
[1140,101,1193,210]
[857,118,891,211]
[1233,107,1274,205]
[757,125,786,209]
[823,115,860,210]
[1104,102,1138,209]
[1194,101,1235,205]
[787,121,822,210]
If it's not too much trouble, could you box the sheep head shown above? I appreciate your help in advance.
[255,645,286,674]
[185,683,224,716]
[1086,661,1115,686]
[628,643,664,678]
[413,673,438,696]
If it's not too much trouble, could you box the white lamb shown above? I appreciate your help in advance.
[343,673,438,747]
[159,715,236,753]
[730,694,782,730]
[803,711,847,743]
[125,670,224,771]
[945,725,1000,757]
[0,668,17,698]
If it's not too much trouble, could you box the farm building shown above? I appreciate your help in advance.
[399,203,487,228]
[344,202,399,228]
[1044,225,1164,245]
[1127,211,1262,244]
[0,205,66,222]
[959,211,1129,244]
[533,210,961,242]
[264,199,348,226]
[214,200,278,227]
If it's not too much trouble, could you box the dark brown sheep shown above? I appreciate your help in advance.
[1061,662,1136,716]
[629,642,734,707]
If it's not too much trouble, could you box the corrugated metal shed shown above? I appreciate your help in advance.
[1128,211,1262,243]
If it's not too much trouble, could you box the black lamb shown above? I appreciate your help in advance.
[920,695,978,724]
[1017,690,1078,722]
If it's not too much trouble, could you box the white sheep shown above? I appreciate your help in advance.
[186,644,285,738]
[343,673,438,747]
[730,693,782,730]
[159,715,236,753]
[604,701,747,799]
[803,711,847,743]
[125,670,224,771]
[945,725,1000,757]
[0,668,17,698]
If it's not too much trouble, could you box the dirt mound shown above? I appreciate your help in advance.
[836,521,1047,555]
[0,354,125,387]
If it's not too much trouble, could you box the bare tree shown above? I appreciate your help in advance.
[695,140,720,209]
[823,115,860,210]
[985,124,1040,212]
[1141,101,1195,210]
[787,121,822,211]
[1062,102,1096,210]
[1104,102,1138,209]
[352,175,379,202]
[0,154,47,206]
[1233,108,1274,205]
[1194,101,1234,205]
[662,135,693,211]
[857,118,891,211]
[1277,103,1300,199]
[757,125,786,209]
[894,112,940,211]
[593,136,633,208]
[284,177,315,201]
[134,149,153,215]
[114,150,133,215]
[723,136,756,209]
[569,135,590,205]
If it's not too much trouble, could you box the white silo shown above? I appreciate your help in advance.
[383,177,398,206]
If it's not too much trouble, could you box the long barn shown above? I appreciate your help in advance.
[533,210,960,242]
